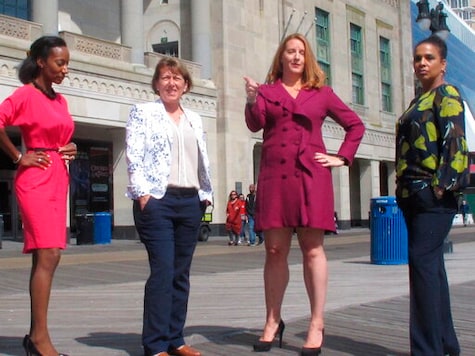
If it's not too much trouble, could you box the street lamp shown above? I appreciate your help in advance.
[416,0,450,40]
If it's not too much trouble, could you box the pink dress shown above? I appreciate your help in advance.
[0,85,74,253]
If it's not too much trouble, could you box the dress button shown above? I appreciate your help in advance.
[282,127,288,132]
[282,174,287,179]
[280,158,286,164]
[281,142,286,147]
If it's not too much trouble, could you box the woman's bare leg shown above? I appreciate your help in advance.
[29,248,61,355]
[260,228,292,341]
[297,227,327,348]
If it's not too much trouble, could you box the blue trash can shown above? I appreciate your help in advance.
[93,212,112,244]
[370,196,408,265]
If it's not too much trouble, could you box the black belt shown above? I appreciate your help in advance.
[166,187,198,197]
[27,147,58,152]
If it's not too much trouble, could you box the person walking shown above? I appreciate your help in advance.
[460,199,470,226]
[246,184,258,246]
[225,190,242,245]
[126,56,212,356]
[0,35,76,356]
[243,33,365,355]
[395,35,469,356]
[238,193,249,245]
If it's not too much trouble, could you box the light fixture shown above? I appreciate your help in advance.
[416,0,450,40]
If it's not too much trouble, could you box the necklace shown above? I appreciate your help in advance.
[32,81,56,99]
[283,82,302,91]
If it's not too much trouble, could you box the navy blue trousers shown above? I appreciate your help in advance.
[133,189,202,355]
[398,187,460,356]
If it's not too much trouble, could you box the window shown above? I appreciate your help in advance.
[450,0,469,8]
[0,0,29,20]
[379,36,392,112]
[352,73,364,105]
[152,39,179,57]
[315,8,331,85]
[350,23,364,105]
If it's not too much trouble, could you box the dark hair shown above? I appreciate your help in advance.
[151,56,193,94]
[414,35,448,59]
[18,36,67,84]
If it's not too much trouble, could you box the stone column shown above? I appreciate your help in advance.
[370,160,381,198]
[333,166,351,229]
[359,159,374,224]
[120,0,144,65]
[387,163,396,197]
[31,0,58,35]
[191,0,212,79]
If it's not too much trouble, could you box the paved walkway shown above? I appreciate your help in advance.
[0,226,474,355]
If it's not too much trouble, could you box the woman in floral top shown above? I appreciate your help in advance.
[396,35,468,356]
[126,57,212,356]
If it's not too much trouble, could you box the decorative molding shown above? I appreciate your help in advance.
[323,121,395,149]
[0,58,217,116]
[144,52,202,79]
[60,31,131,62]
[0,14,42,41]
[382,0,400,8]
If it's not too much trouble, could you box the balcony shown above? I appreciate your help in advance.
[0,14,42,44]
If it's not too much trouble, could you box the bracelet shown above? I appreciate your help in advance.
[13,152,22,164]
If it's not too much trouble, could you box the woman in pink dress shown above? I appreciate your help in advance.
[244,33,365,355]
[0,36,77,356]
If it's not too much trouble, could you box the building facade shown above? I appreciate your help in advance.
[444,0,475,29]
[0,0,414,239]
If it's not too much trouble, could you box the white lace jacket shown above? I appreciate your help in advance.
[125,99,213,203]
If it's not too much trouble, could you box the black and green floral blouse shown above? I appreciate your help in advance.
[396,84,469,199]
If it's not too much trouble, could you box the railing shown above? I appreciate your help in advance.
[0,14,42,42]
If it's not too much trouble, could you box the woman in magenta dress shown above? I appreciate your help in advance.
[0,36,77,356]
[244,33,365,355]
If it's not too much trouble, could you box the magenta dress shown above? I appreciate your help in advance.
[245,81,365,232]
[0,85,74,253]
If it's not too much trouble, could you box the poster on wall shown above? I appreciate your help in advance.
[69,142,112,219]
[69,150,90,216]
[89,146,111,212]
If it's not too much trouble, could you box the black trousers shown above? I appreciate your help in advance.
[398,187,460,356]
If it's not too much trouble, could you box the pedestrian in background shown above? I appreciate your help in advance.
[395,35,469,356]
[0,35,76,356]
[460,199,470,226]
[246,184,258,246]
[244,33,365,355]
[126,56,212,356]
[226,190,242,245]
[239,193,249,245]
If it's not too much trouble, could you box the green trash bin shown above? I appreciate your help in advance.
[370,196,408,265]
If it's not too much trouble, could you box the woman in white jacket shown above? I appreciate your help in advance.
[126,57,212,356]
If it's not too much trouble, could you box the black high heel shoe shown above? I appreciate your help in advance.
[253,320,285,352]
[300,329,324,356]
[22,335,70,356]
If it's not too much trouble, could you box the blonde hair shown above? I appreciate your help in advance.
[266,33,326,89]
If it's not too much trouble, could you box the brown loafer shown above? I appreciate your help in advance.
[169,345,201,356]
